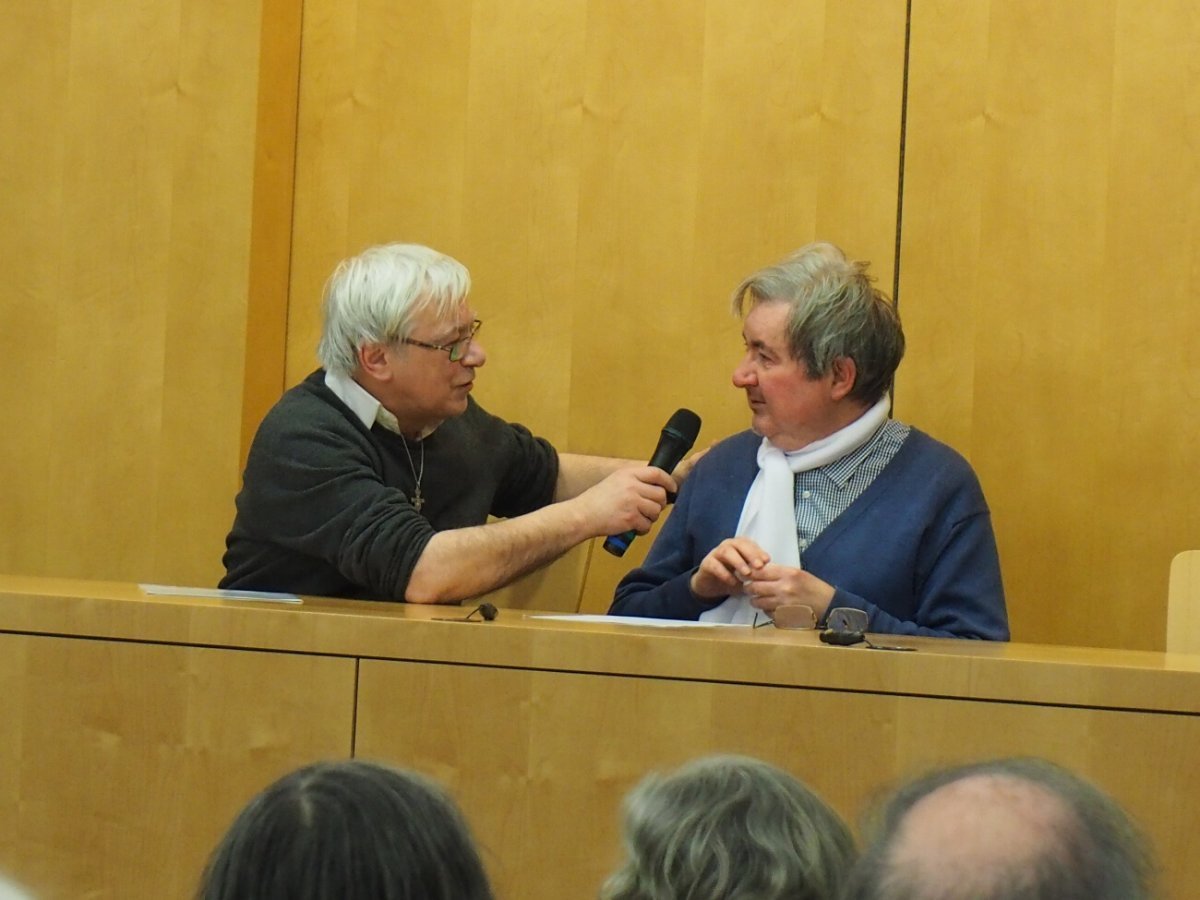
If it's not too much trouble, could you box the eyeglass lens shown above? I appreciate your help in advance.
[826,607,868,633]
[772,604,816,629]
[449,320,481,361]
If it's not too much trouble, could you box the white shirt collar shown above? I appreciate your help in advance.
[324,370,402,434]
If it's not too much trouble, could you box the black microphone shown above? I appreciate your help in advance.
[603,408,702,557]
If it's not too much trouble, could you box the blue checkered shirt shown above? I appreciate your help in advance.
[793,419,910,564]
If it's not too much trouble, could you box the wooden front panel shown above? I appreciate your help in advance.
[897,0,1200,649]
[357,658,1197,900]
[0,633,355,900]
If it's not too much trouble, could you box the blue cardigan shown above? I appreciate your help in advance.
[610,428,1009,639]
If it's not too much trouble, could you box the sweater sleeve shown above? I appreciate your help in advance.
[608,486,714,620]
[233,399,434,600]
[489,421,559,519]
[608,444,750,620]
[789,430,1008,640]
[827,508,1009,640]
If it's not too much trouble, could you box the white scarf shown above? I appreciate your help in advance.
[699,396,891,624]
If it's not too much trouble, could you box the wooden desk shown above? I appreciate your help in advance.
[2,577,1197,899]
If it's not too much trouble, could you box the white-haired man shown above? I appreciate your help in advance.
[221,243,676,603]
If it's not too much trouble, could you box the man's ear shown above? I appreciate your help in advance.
[829,356,858,401]
[356,342,392,382]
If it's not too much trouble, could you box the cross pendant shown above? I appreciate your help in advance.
[412,488,424,513]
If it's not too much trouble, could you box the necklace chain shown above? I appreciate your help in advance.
[400,436,426,513]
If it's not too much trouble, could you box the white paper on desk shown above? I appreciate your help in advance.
[139,584,303,604]
[531,614,744,629]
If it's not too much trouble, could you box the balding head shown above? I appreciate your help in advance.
[842,758,1155,900]
[888,773,1075,896]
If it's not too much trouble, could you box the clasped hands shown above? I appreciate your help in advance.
[689,537,836,620]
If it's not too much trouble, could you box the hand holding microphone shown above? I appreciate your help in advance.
[603,409,702,557]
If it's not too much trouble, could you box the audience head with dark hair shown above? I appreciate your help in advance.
[601,754,855,900]
[196,759,494,900]
[842,757,1156,900]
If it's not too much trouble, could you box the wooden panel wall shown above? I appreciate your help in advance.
[0,2,269,587]
[288,0,907,614]
[240,0,304,466]
[286,0,1200,643]
[897,0,1200,648]
[287,0,906,447]
[5,1,1199,648]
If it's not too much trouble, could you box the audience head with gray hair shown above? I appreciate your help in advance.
[601,754,855,900]
[196,759,494,900]
[731,240,904,407]
[841,757,1156,900]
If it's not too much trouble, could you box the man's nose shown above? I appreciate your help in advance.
[732,357,755,387]
[461,339,486,368]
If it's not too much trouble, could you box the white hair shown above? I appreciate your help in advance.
[316,243,471,376]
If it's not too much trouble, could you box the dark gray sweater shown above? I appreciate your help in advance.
[220,370,559,600]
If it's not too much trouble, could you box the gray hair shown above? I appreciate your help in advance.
[841,757,1156,900]
[316,243,472,376]
[731,242,904,405]
[195,759,494,900]
[601,754,855,900]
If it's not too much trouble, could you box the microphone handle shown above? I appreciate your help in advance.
[603,451,674,556]
[603,530,637,556]
[604,424,696,558]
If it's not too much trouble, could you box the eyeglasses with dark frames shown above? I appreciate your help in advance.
[402,318,482,362]
[818,607,916,651]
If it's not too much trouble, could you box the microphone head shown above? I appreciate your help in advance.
[478,602,498,621]
[662,408,702,446]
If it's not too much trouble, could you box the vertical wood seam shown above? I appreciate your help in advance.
[239,0,304,468]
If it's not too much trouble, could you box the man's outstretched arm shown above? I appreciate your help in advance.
[405,464,676,603]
